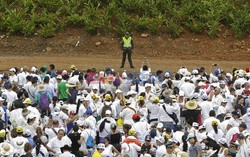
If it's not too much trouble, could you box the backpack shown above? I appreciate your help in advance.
[39,91,50,109]
[101,103,112,118]
[86,131,94,149]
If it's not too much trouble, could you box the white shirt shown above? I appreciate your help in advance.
[132,121,150,143]
[217,105,227,115]
[180,82,195,99]
[198,101,212,121]
[102,145,113,157]
[203,117,221,132]
[156,145,167,157]
[211,94,223,113]
[209,129,224,143]
[31,145,49,157]
[158,103,178,123]
[147,102,160,120]
[225,127,239,146]
[2,90,18,107]
[52,111,69,127]
[47,136,72,155]
[9,75,18,83]
[228,117,240,128]
[242,114,250,131]
[120,107,136,125]
[45,127,60,141]
[59,151,75,157]
[173,131,184,145]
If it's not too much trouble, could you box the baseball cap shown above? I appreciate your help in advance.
[56,75,62,80]
[105,94,112,101]
[9,68,16,72]
[128,129,136,136]
[132,113,140,120]
[0,129,6,138]
[23,98,32,105]
[198,82,206,86]
[16,126,24,133]
[192,69,199,75]
[115,89,123,94]
[218,138,226,145]
[201,93,208,100]
[211,120,218,126]
[166,141,174,148]
[186,133,195,141]
[153,96,159,103]
[155,136,165,144]
[192,122,199,127]
[105,110,111,115]
[232,111,240,117]
[97,143,105,149]
[179,91,185,97]
[198,125,206,130]
[145,135,151,141]
[157,123,163,128]
[222,99,227,103]
[92,85,98,90]
[219,80,226,85]
[145,83,151,88]
[136,96,144,101]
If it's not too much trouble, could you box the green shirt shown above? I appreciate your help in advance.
[58,82,68,99]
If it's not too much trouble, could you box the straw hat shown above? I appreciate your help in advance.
[185,100,198,110]
[22,108,31,117]
[37,84,45,92]
[66,79,76,87]
[1,144,14,156]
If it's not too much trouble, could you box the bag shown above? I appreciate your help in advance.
[86,131,94,149]
[117,117,124,127]
[39,91,50,109]
[162,105,179,124]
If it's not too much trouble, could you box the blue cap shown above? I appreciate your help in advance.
[84,109,93,115]
[2,74,9,79]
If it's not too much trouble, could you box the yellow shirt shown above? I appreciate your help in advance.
[92,151,102,157]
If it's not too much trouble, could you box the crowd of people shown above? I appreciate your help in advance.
[0,63,249,157]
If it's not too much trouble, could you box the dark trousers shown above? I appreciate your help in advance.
[121,48,134,68]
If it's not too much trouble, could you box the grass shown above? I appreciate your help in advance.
[0,0,249,38]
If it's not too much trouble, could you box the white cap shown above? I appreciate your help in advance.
[130,90,137,95]
[242,130,250,137]
[218,138,227,145]
[56,75,62,80]
[92,86,98,90]
[247,108,250,116]
[0,97,5,101]
[179,91,185,97]
[115,89,123,94]
[31,66,37,72]
[105,110,112,115]
[165,72,170,77]
[198,133,207,142]
[155,136,165,144]
[145,83,151,88]
[222,99,227,103]
[198,82,206,86]
[9,68,16,72]
[192,122,199,127]
[97,143,105,149]
[192,69,199,75]
[157,123,163,128]
[23,129,31,136]
[27,114,36,119]
[201,93,208,100]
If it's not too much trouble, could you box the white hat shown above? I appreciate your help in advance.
[81,90,88,95]
[31,66,37,72]
[212,77,218,82]
[165,72,170,77]
[157,123,163,128]
[155,136,165,144]
[61,104,69,110]
[192,69,199,75]
[126,99,132,104]
[115,89,123,94]
[97,143,105,149]
[92,85,98,90]
[54,106,61,114]
[56,75,62,80]
[192,122,199,127]
[9,68,16,72]
[27,114,36,120]
[179,91,185,97]
[198,133,207,142]
[1,144,14,156]
[130,90,137,95]
[145,83,151,88]
[105,110,112,115]
[219,80,226,85]
[122,72,127,79]
[242,130,250,137]
[198,82,206,86]
[201,93,208,100]
[222,99,227,103]
[198,125,206,130]
[23,129,32,137]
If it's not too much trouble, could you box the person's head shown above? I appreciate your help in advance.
[132,113,140,122]
[49,64,55,70]
[24,142,33,153]
[221,99,227,107]
[16,126,23,135]
[166,141,175,154]
[144,135,151,145]
[110,123,117,131]
[214,88,220,95]
[186,133,196,145]
[125,32,130,38]
[143,65,148,71]
[209,110,216,117]
[239,123,247,132]
[232,111,240,119]
[156,123,164,132]
[156,137,165,146]
[97,143,105,153]
[237,96,244,105]
[123,124,131,134]
[57,129,65,140]
[218,138,228,148]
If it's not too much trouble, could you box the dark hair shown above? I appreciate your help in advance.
[50,64,55,70]
[209,110,216,117]
[143,65,148,71]
[35,138,42,156]
[52,96,58,108]
[62,74,69,80]
[40,67,46,73]
[99,119,108,132]
[43,76,50,83]
[73,124,79,132]
[26,75,33,82]
[182,134,188,152]
[79,75,83,81]
[212,124,218,134]
[31,77,38,84]
[239,123,247,129]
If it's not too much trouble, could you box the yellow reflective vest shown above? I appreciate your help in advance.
[123,36,132,48]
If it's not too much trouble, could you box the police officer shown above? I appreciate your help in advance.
[120,32,134,68]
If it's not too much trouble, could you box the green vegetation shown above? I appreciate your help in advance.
[0,0,249,38]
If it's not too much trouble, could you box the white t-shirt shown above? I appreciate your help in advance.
[59,151,75,157]
[217,106,226,115]
[203,117,221,132]
[198,101,212,121]
[47,136,72,155]
[180,82,195,99]
[31,145,49,157]
[242,114,250,131]
[228,117,240,128]
[102,145,113,157]
[132,121,150,143]
[156,145,166,157]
